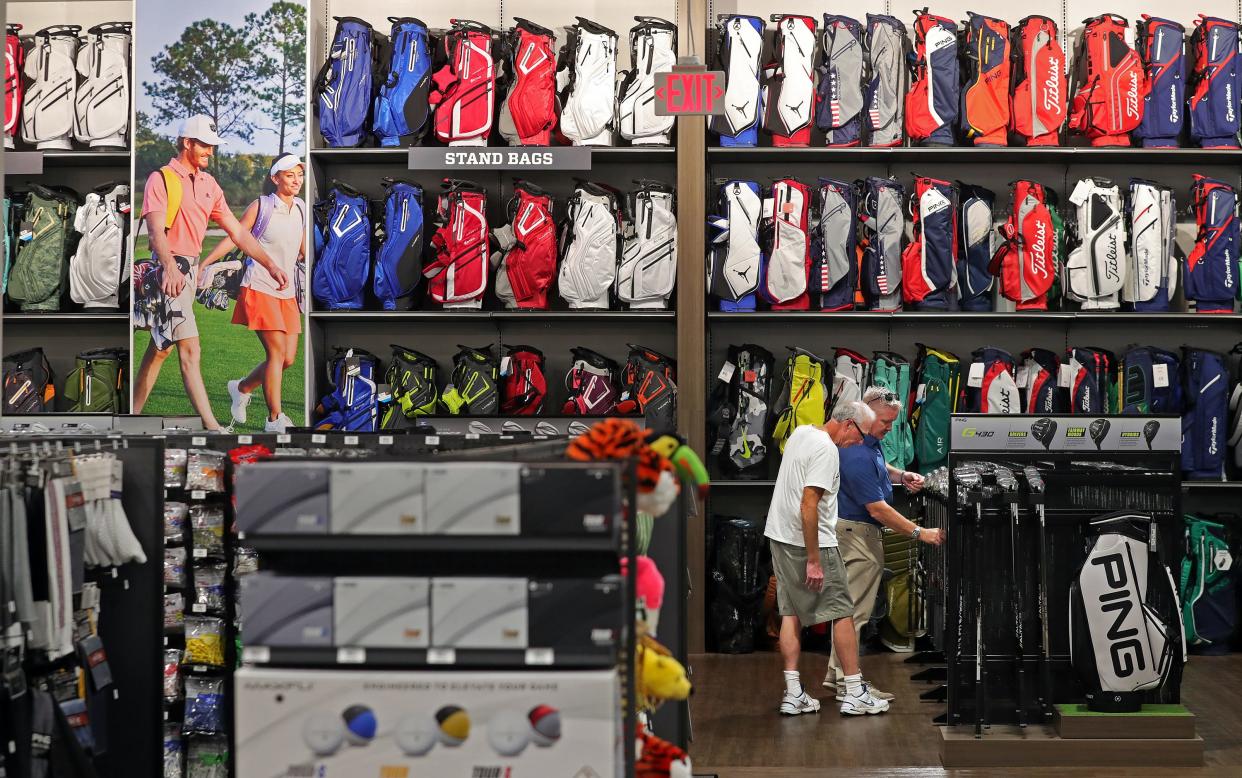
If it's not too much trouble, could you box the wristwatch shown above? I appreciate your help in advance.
[911,527,922,541]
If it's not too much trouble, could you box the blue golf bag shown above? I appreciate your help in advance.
[810,178,857,310]
[1134,16,1185,148]
[315,17,379,147]
[815,15,865,146]
[1186,175,1239,313]
[1181,347,1229,480]
[373,179,423,311]
[957,183,995,311]
[373,17,432,147]
[312,182,371,310]
[315,348,380,431]
[1121,346,1182,415]
[1188,16,1242,148]
[710,15,765,147]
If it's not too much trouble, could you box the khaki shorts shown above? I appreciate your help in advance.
[770,539,854,627]
[165,257,198,342]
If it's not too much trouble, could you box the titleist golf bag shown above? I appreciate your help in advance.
[864,14,908,147]
[830,347,869,413]
[559,181,620,309]
[1185,175,1239,313]
[1134,16,1185,148]
[1010,15,1066,146]
[617,345,677,431]
[69,182,129,309]
[315,17,379,147]
[962,346,1021,414]
[373,179,423,311]
[563,346,620,415]
[1120,346,1181,415]
[1066,346,1118,414]
[905,11,959,146]
[5,24,23,148]
[618,180,677,309]
[373,17,432,147]
[497,18,557,146]
[872,351,914,469]
[708,180,764,311]
[960,14,1011,146]
[316,348,380,431]
[761,178,812,310]
[1188,16,1242,148]
[441,344,500,415]
[902,176,957,310]
[74,23,131,148]
[708,343,775,476]
[1068,14,1145,146]
[910,344,961,472]
[771,347,829,452]
[557,18,618,146]
[430,20,497,146]
[711,15,765,147]
[381,345,440,427]
[500,345,547,415]
[1181,515,1236,649]
[816,15,865,146]
[810,178,857,311]
[22,26,80,150]
[492,180,556,310]
[1019,347,1066,413]
[425,179,488,308]
[312,182,371,310]
[1124,179,1179,311]
[617,17,677,145]
[1182,347,1229,480]
[957,184,996,311]
[859,177,904,310]
[990,180,1057,310]
[763,15,817,147]
[1065,177,1127,310]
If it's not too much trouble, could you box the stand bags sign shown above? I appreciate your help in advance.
[408,147,592,171]
[655,70,726,115]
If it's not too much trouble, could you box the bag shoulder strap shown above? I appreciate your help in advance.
[159,166,182,232]
[251,193,275,240]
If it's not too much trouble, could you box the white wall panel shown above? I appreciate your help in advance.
[8,2,132,32]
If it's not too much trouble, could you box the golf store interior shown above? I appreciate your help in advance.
[4,0,1242,773]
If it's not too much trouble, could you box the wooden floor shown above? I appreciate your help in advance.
[688,650,1242,776]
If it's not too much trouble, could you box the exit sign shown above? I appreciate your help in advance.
[654,70,726,116]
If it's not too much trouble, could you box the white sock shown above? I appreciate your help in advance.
[844,673,863,697]
[783,670,802,696]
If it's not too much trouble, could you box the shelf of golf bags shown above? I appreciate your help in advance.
[706,312,1242,322]
[706,147,1242,164]
[307,146,674,165]
[3,312,129,323]
[4,150,130,175]
[309,310,675,321]
[711,479,1242,489]
[238,644,616,670]
[240,534,622,554]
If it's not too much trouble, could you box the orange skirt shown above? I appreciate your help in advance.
[232,286,302,334]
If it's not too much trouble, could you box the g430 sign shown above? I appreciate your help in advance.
[654,71,726,116]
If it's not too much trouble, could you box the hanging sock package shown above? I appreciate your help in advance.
[711,15,765,147]
[763,14,817,147]
[905,10,959,147]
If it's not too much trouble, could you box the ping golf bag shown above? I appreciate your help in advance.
[872,351,914,469]
[558,181,620,309]
[1120,346,1181,415]
[617,17,677,145]
[2,348,55,413]
[1065,177,1127,310]
[441,344,500,415]
[557,18,618,146]
[1181,347,1229,480]
[708,180,763,311]
[74,23,131,148]
[990,180,1057,310]
[710,15,765,147]
[492,180,556,310]
[957,184,996,311]
[830,347,869,413]
[1185,175,1239,313]
[617,180,677,309]
[815,15,865,146]
[312,182,371,310]
[1181,515,1236,649]
[425,179,488,308]
[616,345,677,431]
[497,18,557,146]
[7,184,80,312]
[1134,16,1185,148]
[858,177,904,310]
[902,176,957,310]
[910,344,961,472]
[1019,347,1066,413]
[1010,15,1067,146]
[1067,14,1145,147]
[763,15,817,147]
[771,347,828,453]
[905,11,959,146]
[380,345,440,428]
[373,17,433,147]
[709,516,768,653]
[315,17,379,147]
[69,182,130,309]
[22,26,80,150]
[709,344,775,476]
[1188,16,1242,148]
[1069,512,1183,712]
[1124,180,1179,311]
[960,14,1011,146]
[500,345,547,415]
[810,178,857,311]
[430,20,497,146]
[761,178,812,310]
[373,179,423,311]
[563,346,620,415]
[316,348,380,431]
[962,346,1021,414]
[5,24,23,148]
[1066,346,1118,414]
[864,14,908,147]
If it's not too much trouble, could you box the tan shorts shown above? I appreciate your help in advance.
[770,539,854,627]
[165,258,198,343]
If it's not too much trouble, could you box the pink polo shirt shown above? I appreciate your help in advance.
[141,156,231,259]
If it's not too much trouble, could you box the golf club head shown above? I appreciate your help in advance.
[1031,417,1057,450]
[994,466,1018,493]
[1088,418,1110,450]
[1143,420,1160,449]
[1022,465,1045,494]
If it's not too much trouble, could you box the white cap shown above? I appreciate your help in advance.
[269,153,303,176]
[177,114,226,146]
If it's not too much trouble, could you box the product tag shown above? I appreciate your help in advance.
[191,436,207,446]
[1069,178,1093,207]
[524,648,554,666]
[237,435,252,445]
[718,361,736,383]
[1214,548,1234,571]
[312,434,327,444]
[426,435,440,446]
[762,197,775,216]
[277,434,292,444]
[1059,364,1075,388]
[379,435,394,445]
[500,356,512,377]
[241,646,270,664]
[1015,366,1030,387]
[427,648,456,665]
[916,383,926,403]
[967,362,985,388]
[1152,363,1169,388]
[191,490,206,501]
[192,548,206,559]
[343,435,359,446]
[336,647,366,664]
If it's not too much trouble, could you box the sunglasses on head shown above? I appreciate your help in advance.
[870,391,898,405]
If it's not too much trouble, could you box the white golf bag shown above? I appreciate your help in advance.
[557,18,618,146]
[617,180,677,309]
[74,22,130,148]
[709,15,764,146]
[22,26,81,150]
[558,182,620,308]
[1124,180,1180,312]
[762,15,817,146]
[70,182,130,308]
[1066,177,1127,310]
[707,180,763,308]
[617,17,677,145]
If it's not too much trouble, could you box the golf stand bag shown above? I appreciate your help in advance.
[1065,177,1127,310]
[441,344,500,415]
[315,17,379,147]
[430,20,497,146]
[902,176,957,310]
[1180,515,1236,651]
[763,15,816,147]
[873,351,914,470]
[905,11,959,147]
[1066,346,1118,414]
[557,18,618,146]
[74,22,131,148]
[1188,16,1242,148]
[708,344,775,478]
[1185,175,1239,313]
[959,14,1010,146]
[910,344,960,472]
[957,184,996,311]
[373,179,423,311]
[312,182,371,310]
[1181,347,1229,481]
[1019,347,1066,413]
[810,178,857,311]
[380,345,440,428]
[373,17,433,147]
[816,15,864,147]
[22,26,80,150]
[1134,16,1185,148]
[563,347,620,415]
[761,178,811,311]
[1124,180,1179,312]
[617,180,677,309]
[859,177,904,310]
[69,181,130,309]
[617,17,677,145]
[1067,14,1145,147]
[499,345,547,415]
[771,347,828,453]
[492,180,556,310]
[711,15,764,147]
[425,179,488,309]
[708,180,763,311]
[5,23,23,149]
[990,180,1058,310]
[710,517,768,653]
[497,18,557,146]
[1010,15,1066,146]
[558,181,620,309]
[962,347,1021,414]
[864,14,907,147]
[315,348,380,431]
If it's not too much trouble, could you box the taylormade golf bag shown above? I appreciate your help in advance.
[373,17,432,147]
[430,20,497,146]
[1181,347,1229,480]
[957,184,996,311]
[497,18,557,146]
[816,15,864,146]
[373,179,423,311]
[708,180,763,311]
[1066,346,1118,414]
[1065,177,1127,310]
[1124,179,1179,311]
[710,15,765,147]
[559,181,620,309]
[859,177,904,310]
[771,347,829,452]
[316,348,380,431]
[69,182,129,309]
[761,178,811,310]
[962,346,1021,414]
[910,344,961,472]
[618,180,677,309]
[990,180,1057,310]
[315,17,379,147]
[902,176,957,310]
[830,348,869,414]
[380,345,440,427]
[1019,347,1066,413]
[73,23,130,148]
[873,351,914,469]
[441,344,500,415]
[563,346,620,415]
[492,180,556,310]
[500,345,547,415]
[763,15,816,147]
[1185,175,1239,313]
[1134,16,1185,148]
[960,14,1011,146]
[618,17,677,145]
[1120,346,1181,415]
[312,183,371,310]
[425,179,488,308]
[810,178,857,311]
[864,14,908,147]
[905,11,959,146]
[557,18,618,146]
[1010,15,1067,146]
[4,24,23,149]
[1068,14,1145,146]
[1188,16,1242,148]
[709,344,774,476]
[22,26,80,150]
[1230,343,1242,471]
[617,345,677,431]
[1181,515,1236,648]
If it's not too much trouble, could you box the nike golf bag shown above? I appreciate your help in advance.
[872,351,914,469]
[430,20,497,146]
[763,15,817,147]
[500,345,547,415]
[373,17,432,147]
[1067,14,1145,147]
[69,182,129,309]
[1066,346,1118,414]
[559,181,620,309]
[1120,346,1181,415]
[709,516,768,653]
[708,180,763,311]
[425,179,488,308]
[1181,515,1236,649]
[990,180,1057,310]
[315,17,379,147]
[761,178,812,310]
[618,17,677,145]
[441,344,500,415]
[910,344,960,472]
[1019,347,1067,413]
[815,15,865,146]
[771,347,829,452]
[557,18,618,146]
[905,11,959,147]
[902,176,957,310]
[957,184,996,311]
[1181,347,1229,480]
[1124,179,1179,311]
[960,14,1011,146]
[864,14,908,147]
[710,15,765,147]
[1188,16,1242,148]
[493,180,556,310]
[830,347,869,413]
[380,345,440,428]
[22,26,80,150]
[5,24,23,149]
[1010,15,1067,146]
[810,178,857,311]
[74,23,131,148]
[563,346,620,415]
[617,345,677,431]
[1185,175,1239,313]
[709,344,775,476]
[618,180,677,309]
[1133,16,1185,148]
[962,346,1021,414]
[316,348,380,431]
[1065,177,1127,310]
[373,179,423,311]
[497,18,557,146]
[312,182,371,310]
[859,177,904,311]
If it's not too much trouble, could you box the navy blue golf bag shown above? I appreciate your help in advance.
[1134,16,1185,148]
[961,346,1020,414]
[373,17,432,147]
[815,15,865,146]
[1066,347,1118,414]
[1019,348,1066,413]
[312,182,371,310]
[1181,514,1236,651]
[711,15,765,147]
[810,178,857,310]
[315,348,380,431]
[901,176,957,310]
[1188,16,1242,148]
[315,17,379,147]
[1186,175,1239,313]
[1121,346,1182,415]
[858,176,904,310]
[373,179,423,311]
[957,184,995,311]
[708,179,764,311]
[1182,348,1229,480]
[904,10,959,147]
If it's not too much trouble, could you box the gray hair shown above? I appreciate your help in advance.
[831,400,876,427]
[863,385,902,411]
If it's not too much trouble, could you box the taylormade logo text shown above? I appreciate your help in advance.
[1169,84,1180,123]
[1228,84,1237,123]
[1209,417,1219,454]
[1043,59,1061,112]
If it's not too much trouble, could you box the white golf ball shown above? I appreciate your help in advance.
[487,710,531,757]
[301,712,345,756]
[394,714,437,757]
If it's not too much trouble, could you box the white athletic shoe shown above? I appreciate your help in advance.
[839,685,890,716]
[779,690,821,716]
[228,380,251,423]
[834,681,895,702]
[264,413,293,433]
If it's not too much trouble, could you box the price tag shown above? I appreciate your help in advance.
[379,435,394,445]
[426,435,440,446]
[344,435,359,446]
[524,648,554,666]
[191,490,207,501]
[237,531,246,541]
[717,361,736,383]
[192,548,207,558]
[1152,363,1169,388]
[238,435,253,445]
[337,647,366,664]
[191,436,207,446]
[312,434,327,444]
[191,604,206,613]
[1059,364,1075,388]
[427,648,456,665]
[163,711,168,721]
[192,665,207,673]
[465,433,480,440]
[967,361,985,388]
[277,434,292,444]
[1015,366,1030,387]
[242,646,271,664]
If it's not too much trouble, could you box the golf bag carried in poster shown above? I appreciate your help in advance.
[69,181,130,309]
[1019,347,1066,413]
[864,14,908,147]
[500,345,547,415]
[709,516,768,653]
[373,17,433,147]
[872,351,914,469]
[815,15,864,146]
[1181,515,1236,649]
[709,344,775,476]
[957,184,996,311]
[315,17,379,148]
[761,178,812,310]
[558,181,620,309]
[910,344,960,472]
[1121,345,1182,415]
[1069,512,1183,713]
[962,346,1021,414]
[62,347,126,413]
[763,15,817,147]
[1133,16,1185,148]
[316,348,380,431]
[7,184,81,312]
[959,14,1011,146]
[497,18,557,146]
[73,22,131,148]
[492,180,556,310]
[1065,177,1127,310]
[902,176,957,310]
[708,179,764,311]
[1188,16,1242,148]
[557,18,618,146]
[563,346,620,415]
[617,180,677,309]
[617,17,677,145]
[425,179,488,308]
[830,347,869,413]
[311,182,371,310]
[430,19,497,146]
[1181,347,1229,480]
[858,177,904,310]
[711,15,765,147]
[1067,14,1145,146]
[990,180,1057,310]
[1010,15,1067,146]
[380,345,440,428]
[440,344,500,415]
[616,345,677,431]
[373,179,423,311]
[1066,346,1118,414]
[810,178,857,311]
[1185,175,1239,313]
[5,24,23,148]
[1124,179,1179,312]
[771,347,828,453]
[21,25,80,150]
[2,347,55,413]
[905,11,959,146]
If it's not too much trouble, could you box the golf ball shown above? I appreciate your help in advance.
[528,705,561,747]
[487,710,530,757]
[301,712,344,756]
[436,705,470,746]
[342,704,377,746]
[394,714,436,756]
